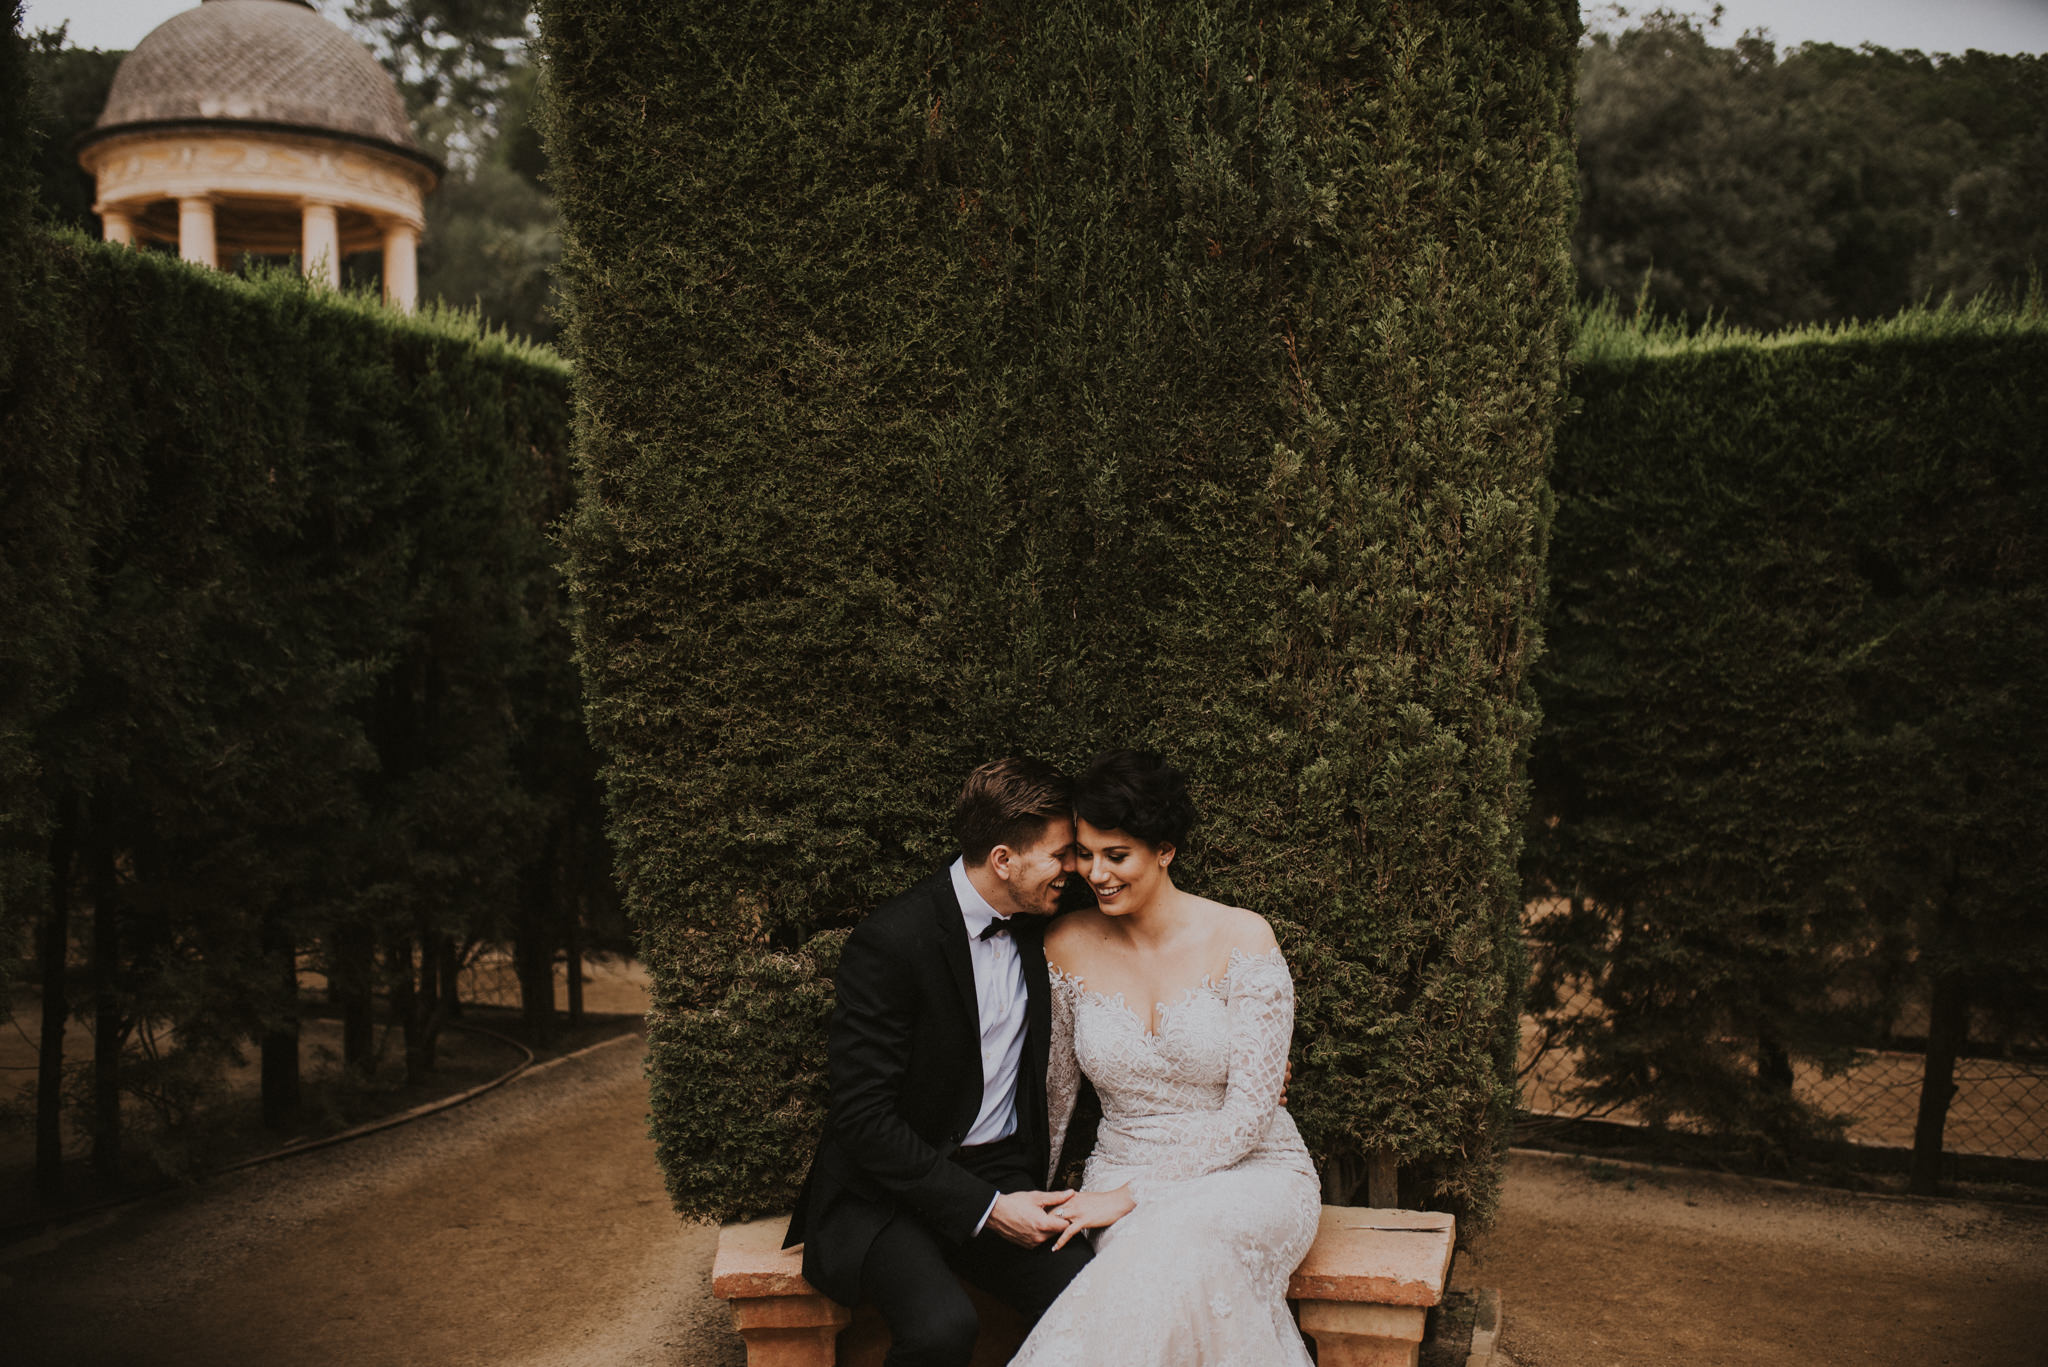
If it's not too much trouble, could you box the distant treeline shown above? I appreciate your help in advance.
[0,218,609,1195]
[20,7,2045,342]
[1528,297,2048,1190]
[1576,15,2047,330]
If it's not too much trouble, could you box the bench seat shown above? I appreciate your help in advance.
[710,1205,1455,1367]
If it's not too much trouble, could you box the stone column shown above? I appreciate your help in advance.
[100,208,136,246]
[177,196,216,268]
[381,220,419,312]
[301,200,341,289]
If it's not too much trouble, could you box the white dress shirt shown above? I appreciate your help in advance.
[950,857,1031,1233]
[951,857,1030,1146]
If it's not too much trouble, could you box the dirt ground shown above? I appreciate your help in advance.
[6,968,2045,1367]
[2,1027,747,1367]
[1459,1151,2048,1367]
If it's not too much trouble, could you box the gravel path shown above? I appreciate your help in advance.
[8,1028,2045,1367]
[1,1030,746,1367]
[1459,1150,2048,1367]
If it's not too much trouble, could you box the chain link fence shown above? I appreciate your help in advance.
[1518,959,2048,1168]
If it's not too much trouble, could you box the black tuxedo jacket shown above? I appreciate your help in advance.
[784,866,1053,1305]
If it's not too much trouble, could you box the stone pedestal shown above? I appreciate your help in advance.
[726,1294,852,1367]
[1289,1206,1455,1367]
[1296,1299,1429,1366]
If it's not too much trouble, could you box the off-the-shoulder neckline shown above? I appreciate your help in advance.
[1048,946,1286,1038]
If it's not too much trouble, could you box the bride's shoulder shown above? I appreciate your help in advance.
[1044,905,1112,972]
[1191,898,1279,958]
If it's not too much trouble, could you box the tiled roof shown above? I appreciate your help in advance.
[96,0,417,152]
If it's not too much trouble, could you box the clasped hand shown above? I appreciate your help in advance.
[1048,1186,1134,1251]
[986,1189,1077,1247]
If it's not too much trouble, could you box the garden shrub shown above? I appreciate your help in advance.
[1,2,46,1008]
[0,224,591,1169]
[543,0,1578,1225]
[1527,299,2048,1165]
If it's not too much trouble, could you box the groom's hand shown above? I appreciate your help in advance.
[986,1189,1076,1247]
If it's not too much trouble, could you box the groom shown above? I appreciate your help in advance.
[785,757,1094,1367]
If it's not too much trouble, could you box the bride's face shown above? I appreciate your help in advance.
[1074,818,1174,915]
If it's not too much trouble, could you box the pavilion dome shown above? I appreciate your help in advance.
[79,0,437,310]
[93,0,419,155]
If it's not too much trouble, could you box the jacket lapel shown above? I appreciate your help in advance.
[929,869,980,1061]
[1016,917,1051,1148]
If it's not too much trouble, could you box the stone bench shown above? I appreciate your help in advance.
[710,1205,1455,1367]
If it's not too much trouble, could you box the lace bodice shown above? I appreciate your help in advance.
[1014,944,1321,1366]
[1044,947,1311,1204]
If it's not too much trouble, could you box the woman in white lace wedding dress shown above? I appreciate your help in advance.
[1010,751,1320,1367]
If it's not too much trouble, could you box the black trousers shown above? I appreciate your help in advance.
[857,1135,1093,1367]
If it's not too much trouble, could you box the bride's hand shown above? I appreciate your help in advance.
[1049,1186,1136,1251]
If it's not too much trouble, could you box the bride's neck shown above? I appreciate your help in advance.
[1114,878,1184,948]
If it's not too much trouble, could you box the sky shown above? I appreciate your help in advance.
[22,0,2048,56]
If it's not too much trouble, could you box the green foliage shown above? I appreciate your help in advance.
[409,73,561,344]
[19,22,122,236]
[340,0,535,145]
[1576,14,2048,330]
[543,0,1578,1227]
[0,0,41,1010]
[1527,294,2048,1158]
[336,0,563,342]
[0,227,590,1158]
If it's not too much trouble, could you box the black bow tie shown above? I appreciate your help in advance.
[978,917,1013,940]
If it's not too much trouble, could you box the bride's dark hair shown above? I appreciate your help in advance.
[1073,749,1197,850]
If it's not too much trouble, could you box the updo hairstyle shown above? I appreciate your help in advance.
[1072,749,1197,851]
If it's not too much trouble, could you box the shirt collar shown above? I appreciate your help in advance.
[949,856,1008,937]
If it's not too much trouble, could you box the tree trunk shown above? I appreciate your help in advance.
[438,936,462,1020]
[89,836,122,1180]
[260,916,300,1128]
[1319,1152,1361,1207]
[414,926,451,1074]
[515,859,557,1047]
[1367,1146,1401,1208]
[390,933,426,1084]
[565,911,585,1029]
[334,921,376,1076]
[35,801,77,1200]
[1910,970,1967,1196]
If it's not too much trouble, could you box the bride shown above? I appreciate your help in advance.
[1011,750,1321,1366]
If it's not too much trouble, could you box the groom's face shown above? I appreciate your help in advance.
[991,816,1079,918]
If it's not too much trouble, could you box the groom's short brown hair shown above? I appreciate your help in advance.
[954,757,1072,865]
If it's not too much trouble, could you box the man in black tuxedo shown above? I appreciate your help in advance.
[784,757,1094,1367]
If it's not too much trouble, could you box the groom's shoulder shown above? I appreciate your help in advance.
[848,865,952,948]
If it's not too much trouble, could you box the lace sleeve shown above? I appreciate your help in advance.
[1045,968,1081,1188]
[1129,948,1294,1205]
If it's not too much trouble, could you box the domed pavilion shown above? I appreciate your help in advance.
[77,0,440,310]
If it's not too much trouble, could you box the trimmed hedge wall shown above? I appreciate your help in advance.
[1,5,41,1002]
[1527,302,2048,1165]
[0,225,590,1173]
[544,0,1578,1225]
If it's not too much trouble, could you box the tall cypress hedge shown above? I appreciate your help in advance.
[544,0,1576,1225]
[2,1,59,1017]
[0,226,595,1179]
[1526,301,2048,1175]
